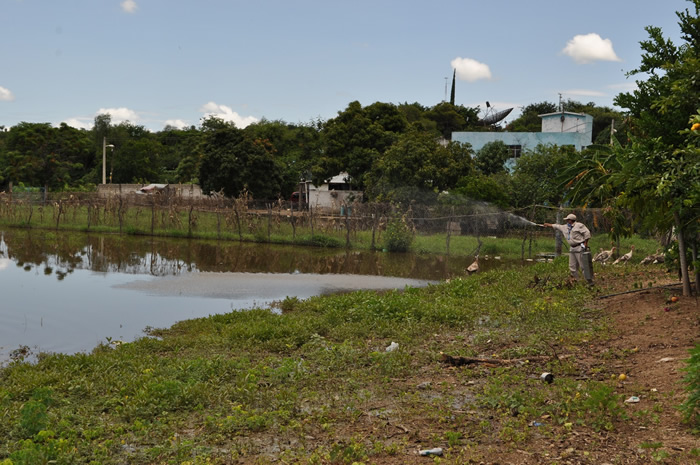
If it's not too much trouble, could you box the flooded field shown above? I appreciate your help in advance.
[0,229,518,362]
[0,230,476,362]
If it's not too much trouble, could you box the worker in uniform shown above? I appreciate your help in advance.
[543,213,592,283]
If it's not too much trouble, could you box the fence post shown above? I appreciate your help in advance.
[310,205,314,237]
[290,200,296,242]
[446,207,454,256]
[344,202,350,248]
[151,195,155,235]
[267,204,272,242]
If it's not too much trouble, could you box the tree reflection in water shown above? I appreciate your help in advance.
[0,229,515,281]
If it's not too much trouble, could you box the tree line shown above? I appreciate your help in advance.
[0,99,619,204]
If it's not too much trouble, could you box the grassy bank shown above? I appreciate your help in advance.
[1,259,688,464]
[0,202,663,261]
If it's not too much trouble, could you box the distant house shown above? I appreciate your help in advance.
[97,183,203,198]
[297,172,363,212]
[452,111,593,161]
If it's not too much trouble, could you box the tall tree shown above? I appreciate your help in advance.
[198,117,284,199]
[0,122,91,190]
[109,122,163,184]
[474,141,510,175]
[511,144,578,208]
[365,129,473,202]
[449,69,456,105]
[568,0,700,295]
[314,101,404,189]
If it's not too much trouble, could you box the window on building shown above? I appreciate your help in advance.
[508,145,522,158]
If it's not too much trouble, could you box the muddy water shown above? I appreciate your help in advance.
[0,229,512,362]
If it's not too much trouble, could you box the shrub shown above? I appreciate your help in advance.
[383,216,413,252]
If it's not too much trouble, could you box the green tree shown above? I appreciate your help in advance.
[244,119,322,196]
[506,102,557,132]
[0,122,91,190]
[364,130,473,202]
[568,0,700,296]
[511,144,578,208]
[452,172,512,209]
[314,101,404,189]
[157,125,202,183]
[109,122,163,183]
[198,117,284,199]
[474,141,510,175]
[425,102,466,140]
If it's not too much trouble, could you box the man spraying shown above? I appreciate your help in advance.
[542,214,593,284]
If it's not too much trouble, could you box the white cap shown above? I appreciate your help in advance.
[564,214,577,221]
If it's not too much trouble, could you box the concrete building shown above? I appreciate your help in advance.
[452,111,593,160]
[297,172,363,212]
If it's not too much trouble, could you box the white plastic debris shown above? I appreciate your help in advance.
[419,448,443,456]
[624,396,640,403]
[385,341,399,352]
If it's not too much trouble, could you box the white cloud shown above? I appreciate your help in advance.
[164,119,189,129]
[562,33,621,64]
[609,82,637,93]
[0,86,15,101]
[61,118,92,130]
[96,107,140,124]
[562,89,607,97]
[121,0,138,13]
[451,57,492,82]
[199,101,259,128]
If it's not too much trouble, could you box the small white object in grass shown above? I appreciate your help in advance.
[385,341,399,352]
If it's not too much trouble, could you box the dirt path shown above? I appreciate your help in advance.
[475,281,699,465]
[580,284,699,463]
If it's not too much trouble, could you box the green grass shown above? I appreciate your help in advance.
[0,203,664,261]
[3,259,678,464]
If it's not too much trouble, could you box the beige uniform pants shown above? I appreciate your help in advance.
[569,245,584,278]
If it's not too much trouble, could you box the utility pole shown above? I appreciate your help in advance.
[102,137,114,184]
[610,119,615,145]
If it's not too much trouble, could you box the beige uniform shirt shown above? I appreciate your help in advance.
[551,222,591,248]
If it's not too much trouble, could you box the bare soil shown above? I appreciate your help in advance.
[529,277,699,465]
[330,272,699,465]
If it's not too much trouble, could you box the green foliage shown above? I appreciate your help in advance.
[198,117,284,199]
[0,122,92,190]
[507,101,558,132]
[365,130,473,200]
[18,401,48,437]
[579,384,627,431]
[474,141,510,175]
[1,254,655,463]
[511,144,578,207]
[314,101,404,190]
[453,173,512,209]
[302,234,343,248]
[680,343,700,430]
[329,438,369,464]
[383,216,413,252]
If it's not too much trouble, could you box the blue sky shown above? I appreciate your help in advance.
[0,0,692,131]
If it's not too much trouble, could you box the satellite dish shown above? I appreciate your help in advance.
[479,106,513,126]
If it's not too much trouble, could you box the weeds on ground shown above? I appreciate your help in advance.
[0,261,679,463]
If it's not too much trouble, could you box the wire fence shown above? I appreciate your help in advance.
[0,190,624,256]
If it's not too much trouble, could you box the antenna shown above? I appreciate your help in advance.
[444,77,448,102]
